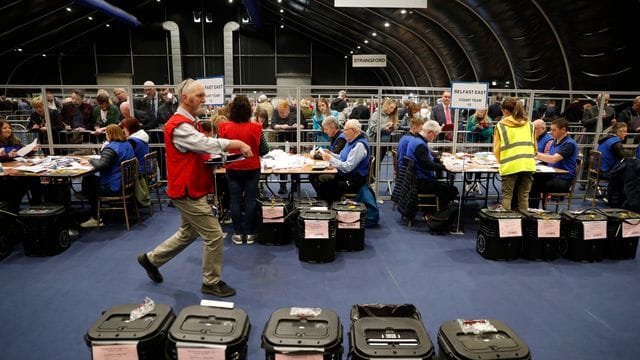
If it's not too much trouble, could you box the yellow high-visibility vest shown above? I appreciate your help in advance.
[496,121,536,176]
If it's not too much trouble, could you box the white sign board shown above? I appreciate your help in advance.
[198,76,225,105]
[336,0,427,7]
[450,82,489,109]
[352,54,387,68]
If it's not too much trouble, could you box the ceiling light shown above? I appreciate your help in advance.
[350,51,354,54]
[344,56,348,59]
[88,16,93,20]
[401,9,407,14]
[364,40,369,44]
[16,48,23,52]
[278,0,282,2]
[106,24,110,27]
[241,17,250,23]
[205,13,213,23]
[253,91,257,93]
[357,46,361,49]
[193,10,201,23]
[384,22,390,27]
[372,32,377,36]
[280,9,284,13]
[491,80,497,86]
[505,80,511,85]
[228,0,233,3]
[280,25,284,28]
[42,54,47,57]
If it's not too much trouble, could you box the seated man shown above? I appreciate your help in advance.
[597,122,629,178]
[316,119,370,204]
[533,119,553,154]
[405,120,458,211]
[397,116,424,172]
[529,118,579,209]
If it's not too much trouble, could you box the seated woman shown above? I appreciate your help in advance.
[0,119,42,212]
[120,117,149,174]
[80,124,135,228]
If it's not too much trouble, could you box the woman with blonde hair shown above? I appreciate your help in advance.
[368,98,399,173]
[80,124,135,227]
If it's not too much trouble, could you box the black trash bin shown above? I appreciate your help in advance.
[560,210,607,262]
[85,303,175,360]
[292,198,328,247]
[438,318,531,360]
[262,307,343,360]
[165,305,251,360]
[19,205,69,256]
[297,209,338,263]
[258,198,292,245]
[598,208,640,260]
[520,209,562,261]
[476,208,523,260]
[349,304,435,360]
[332,201,367,251]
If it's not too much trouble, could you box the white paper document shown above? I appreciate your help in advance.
[16,139,38,157]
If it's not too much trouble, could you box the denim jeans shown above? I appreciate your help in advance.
[226,169,260,236]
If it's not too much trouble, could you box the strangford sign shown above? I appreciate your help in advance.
[352,54,387,68]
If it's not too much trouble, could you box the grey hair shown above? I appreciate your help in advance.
[344,119,361,131]
[322,115,340,129]
[176,78,198,99]
[422,120,441,134]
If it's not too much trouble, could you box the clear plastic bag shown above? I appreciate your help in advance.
[128,297,155,322]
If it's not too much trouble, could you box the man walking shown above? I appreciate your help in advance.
[137,78,253,297]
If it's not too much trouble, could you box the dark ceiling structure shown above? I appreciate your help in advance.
[1,0,638,90]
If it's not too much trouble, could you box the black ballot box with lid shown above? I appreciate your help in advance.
[85,303,175,360]
[438,319,531,360]
[560,210,608,262]
[519,209,562,261]
[476,208,523,260]
[261,307,343,360]
[258,198,292,245]
[297,209,338,263]
[292,198,328,247]
[349,304,435,360]
[332,201,367,252]
[19,205,70,256]
[165,305,251,360]
[598,208,640,260]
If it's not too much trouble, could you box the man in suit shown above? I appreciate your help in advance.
[136,80,159,130]
[430,90,453,140]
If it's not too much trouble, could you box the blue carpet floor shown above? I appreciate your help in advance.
[1,197,639,359]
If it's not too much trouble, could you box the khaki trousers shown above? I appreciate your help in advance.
[147,196,224,285]
[501,172,534,210]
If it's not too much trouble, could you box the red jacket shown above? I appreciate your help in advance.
[164,114,212,199]
[218,121,262,171]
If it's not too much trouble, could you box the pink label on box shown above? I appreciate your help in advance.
[337,211,360,223]
[304,220,329,239]
[537,219,560,238]
[262,206,284,223]
[338,221,360,229]
[177,346,225,360]
[92,344,138,360]
[498,218,522,238]
[583,221,607,240]
[622,221,640,238]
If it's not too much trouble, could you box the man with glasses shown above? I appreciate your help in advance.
[315,119,370,204]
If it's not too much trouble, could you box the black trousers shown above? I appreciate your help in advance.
[529,174,570,209]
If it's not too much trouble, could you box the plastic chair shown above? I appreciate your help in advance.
[143,151,163,214]
[97,158,140,230]
[544,158,583,211]
[583,150,607,206]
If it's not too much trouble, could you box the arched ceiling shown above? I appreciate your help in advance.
[0,0,637,90]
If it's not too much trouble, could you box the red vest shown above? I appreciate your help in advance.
[164,114,213,199]
[218,121,262,171]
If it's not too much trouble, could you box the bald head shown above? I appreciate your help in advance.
[119,101,132,119]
